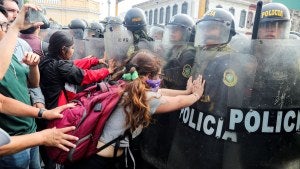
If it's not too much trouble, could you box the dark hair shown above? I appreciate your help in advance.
[20,26,37,34]
[48,31,74,58]
[0,5,7,17]
[0,0,18,5]
[122,50,162,131]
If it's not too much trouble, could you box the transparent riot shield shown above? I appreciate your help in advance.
[61,28,84,40]
[104,25,133,65]
[140,41,197,169]
[140,39,300,169]
[39,28,60,43]
[72,38,105,60]
[160,42,196,90]
[72,39,86,60]
[229,32,251,54]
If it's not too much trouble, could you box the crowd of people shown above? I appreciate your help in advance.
[0,0,299,169]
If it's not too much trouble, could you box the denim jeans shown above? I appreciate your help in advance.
[0,146,41,169]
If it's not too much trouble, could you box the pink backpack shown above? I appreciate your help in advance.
[47,81,125,164]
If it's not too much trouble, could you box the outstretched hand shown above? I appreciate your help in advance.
[186,76,193,94]
[192,75,205,99]
[43,103,76,120]
[40,126,78,152]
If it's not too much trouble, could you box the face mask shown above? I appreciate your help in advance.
[146,79,161,92]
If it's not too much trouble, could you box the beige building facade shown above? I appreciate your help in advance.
[28,0,100,26]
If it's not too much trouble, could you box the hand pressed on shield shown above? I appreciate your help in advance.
[186,76,193,94]
[192,75,205,100]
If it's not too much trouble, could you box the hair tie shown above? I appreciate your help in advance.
[122,70,139,81]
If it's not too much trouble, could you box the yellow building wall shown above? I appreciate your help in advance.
[28,0,100,26]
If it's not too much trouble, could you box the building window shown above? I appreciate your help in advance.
[159,7,164,24]
[165,6,171,24]
[246,11,254,28]
[229,7,235,16]
[216,4,223,8]
[154,9,158,25]
[145,11,148,18]
[149,10,153,25]
[172,4,178,16]
[239,10,246,28]
[181,2,188,14]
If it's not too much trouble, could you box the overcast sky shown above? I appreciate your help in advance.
[99,0,148,19]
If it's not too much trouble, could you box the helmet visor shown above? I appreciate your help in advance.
[162,25,192,44]
[258,20,291,39]
[194,20,231,47]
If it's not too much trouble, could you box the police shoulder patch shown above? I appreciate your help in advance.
[182,64,192,78]
[223,69,238,87]
[127,45,135,57]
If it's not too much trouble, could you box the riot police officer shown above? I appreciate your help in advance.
[87,22,104,38]
[123,7,153,51]
[149,25,164,41]
[68,19,87,39]
[258,3,291,39]
[162,13,195,90]
[139,14,196,169]
[163,8,253,169]
[240,3,300,169]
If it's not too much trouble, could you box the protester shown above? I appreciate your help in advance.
[0,3,78,167]
[39,30,116,109]
[64,50,205,169]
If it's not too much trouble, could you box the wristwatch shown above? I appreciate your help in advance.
[38,108,46,119]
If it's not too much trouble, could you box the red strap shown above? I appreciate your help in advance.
[57,90,68,106]
[80,68,110,85]
[73,57,99,69]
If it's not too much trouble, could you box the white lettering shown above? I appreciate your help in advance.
[188,109,196,129]
[275,111,283,133]
[229,109,243,130]
[196,112,203,131]
[179,108,185,119]
[203,115,216,135]
[222,131,237,142]
[283,110,295,132]
[296,111,300,132]
[245,110,260,133]
[262,111,274,133]
[215,118,224,139]
[182,107,190,123]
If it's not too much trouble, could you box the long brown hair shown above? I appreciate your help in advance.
[122,50,162,131]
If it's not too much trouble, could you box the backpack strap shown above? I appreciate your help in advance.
[96,129,131,154]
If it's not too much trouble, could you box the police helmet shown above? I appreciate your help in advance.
[258,3,291,39]
[123,8,147,32]
[163,14,195,43]
[149,25,164,40]
[101,16,124,33]
[68,19,87,31]
[194,8,236,47]
[101,16,123,26]
[88,22,104,38]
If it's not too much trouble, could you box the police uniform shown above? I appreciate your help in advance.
[239,3,300,169]
[163,44,195,90]
[164,9,249,169]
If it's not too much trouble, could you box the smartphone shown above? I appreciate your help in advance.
[26,8,46,23]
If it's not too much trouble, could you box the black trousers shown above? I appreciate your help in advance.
[64,154,126,169]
